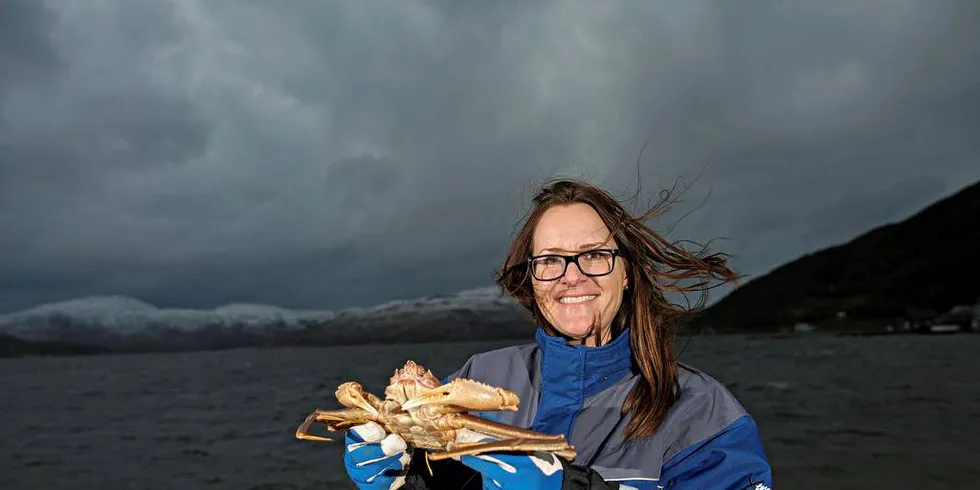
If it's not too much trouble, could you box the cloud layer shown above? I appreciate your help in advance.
[2,0,978,313]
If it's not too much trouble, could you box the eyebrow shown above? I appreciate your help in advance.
[538,242,607,254]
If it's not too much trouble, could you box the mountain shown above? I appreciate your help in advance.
[277,287,536,346]
[0,287,537,355]
[689,179,980,332]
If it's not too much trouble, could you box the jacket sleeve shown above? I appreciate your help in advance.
[657,415,773,490]
[397,416,771,490]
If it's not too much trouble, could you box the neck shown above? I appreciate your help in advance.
[564,330,610,347]
[546,324,613,347]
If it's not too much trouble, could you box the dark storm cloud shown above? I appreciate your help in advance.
[0,0,62,98]
[1,0,978,313]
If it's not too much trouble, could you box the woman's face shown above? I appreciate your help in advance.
[530,203,628,346]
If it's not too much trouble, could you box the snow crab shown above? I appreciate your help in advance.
[295,360,577,461]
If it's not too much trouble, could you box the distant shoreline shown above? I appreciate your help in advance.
[3,326,973,359]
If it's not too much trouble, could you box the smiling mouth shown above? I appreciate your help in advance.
[558,294,598,305]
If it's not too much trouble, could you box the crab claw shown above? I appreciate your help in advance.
[401,378,520,412]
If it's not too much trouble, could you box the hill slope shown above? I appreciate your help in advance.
[690,179,980,331]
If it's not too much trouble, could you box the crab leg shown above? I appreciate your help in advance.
[296,383,385,442]
[428,436,577,461]
[335,382,384,416]
[424,413,576,460]
[436,413,567,442]
[295,407,377,441]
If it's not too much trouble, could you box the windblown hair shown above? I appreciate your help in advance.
[493,178,738,439]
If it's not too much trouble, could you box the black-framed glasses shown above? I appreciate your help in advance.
[527,249,621,281]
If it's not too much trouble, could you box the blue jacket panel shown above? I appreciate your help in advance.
[433,327,773,489]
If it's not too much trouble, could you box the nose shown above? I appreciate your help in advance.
[561,261,586,283]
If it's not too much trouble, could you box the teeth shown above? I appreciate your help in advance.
[559,295,597,304]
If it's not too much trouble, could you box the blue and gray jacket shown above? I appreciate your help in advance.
[400,327,773,489]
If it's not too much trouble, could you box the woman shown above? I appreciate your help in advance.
[341,179,773,490]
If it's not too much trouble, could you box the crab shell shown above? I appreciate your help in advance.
[384,360,442,403]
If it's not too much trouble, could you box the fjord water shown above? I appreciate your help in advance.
[2,334,978,490]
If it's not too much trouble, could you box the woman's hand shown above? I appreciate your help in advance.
[342,422,412,490]
[459,450,565,490]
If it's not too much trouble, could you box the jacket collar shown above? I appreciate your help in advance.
[534,326,634,400]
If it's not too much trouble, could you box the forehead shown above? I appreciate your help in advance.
[532,203,614,253]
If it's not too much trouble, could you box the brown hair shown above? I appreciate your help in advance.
[493,178,738,439]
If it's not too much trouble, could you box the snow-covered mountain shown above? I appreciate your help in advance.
[0,286,536,352]
[0,295,335,335]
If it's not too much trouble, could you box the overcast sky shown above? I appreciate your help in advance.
[1,0,978,314]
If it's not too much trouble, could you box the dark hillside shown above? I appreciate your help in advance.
[690,179,980,331]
